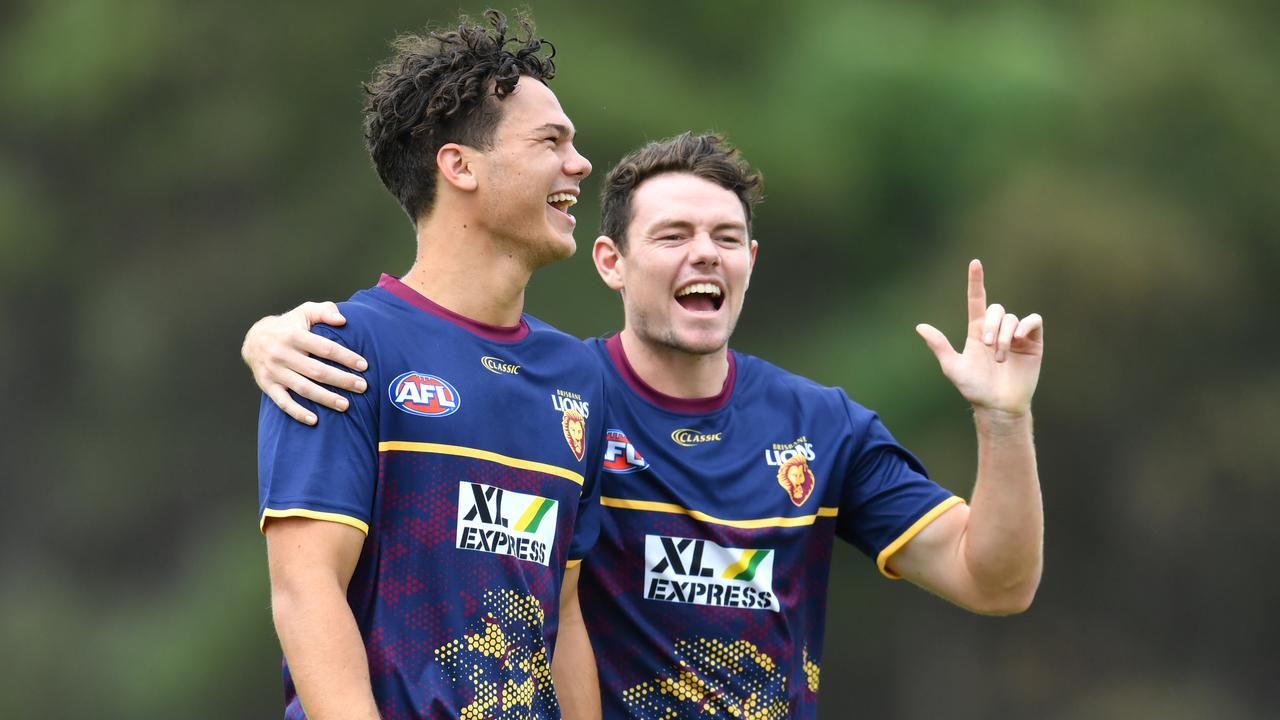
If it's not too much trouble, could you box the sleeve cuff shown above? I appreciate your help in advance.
[875,496,965,580]
[259,507,370,535]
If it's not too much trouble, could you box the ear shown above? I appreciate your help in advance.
[436,143,478,192]
[593,235,626,291]
[744,238,759,289]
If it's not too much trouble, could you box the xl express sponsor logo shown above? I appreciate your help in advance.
[456,482,557,566]
[644,535,779,612]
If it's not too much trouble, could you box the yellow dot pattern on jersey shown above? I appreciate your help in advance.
[432,589,555,719]
[802,645,820,693]
[620,637,790,719]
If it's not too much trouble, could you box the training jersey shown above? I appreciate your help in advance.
[258,274,605,720]
[580,334,961,720]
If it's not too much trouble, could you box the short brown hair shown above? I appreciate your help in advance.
[363,10,556,223]
[599,132,764,253]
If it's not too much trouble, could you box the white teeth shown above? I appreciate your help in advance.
[675,283,722,297]
[547,192,578,206]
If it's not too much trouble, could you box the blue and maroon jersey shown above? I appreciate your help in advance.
[580,334,961,719]
[257,274,605,720]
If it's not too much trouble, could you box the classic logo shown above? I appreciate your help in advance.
[480,356,521,375]
[644,535,778,611]
[456,482,558,566]
[389,371,460,417]
[670,428,723,447]
[602,429,649,474]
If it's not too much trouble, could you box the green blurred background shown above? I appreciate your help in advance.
[3,0,1277,717]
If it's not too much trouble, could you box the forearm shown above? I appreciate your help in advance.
[552,570,601,720]
[962,408,1043,610]
[272,580,381,720]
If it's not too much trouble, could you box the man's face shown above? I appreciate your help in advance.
[609,172,758,356]
[472,77,591,266]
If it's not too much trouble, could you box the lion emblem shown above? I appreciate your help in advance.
[776,455,815,507]
[561,409,586,462]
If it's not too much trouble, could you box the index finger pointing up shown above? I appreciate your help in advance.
[967,258,987,326]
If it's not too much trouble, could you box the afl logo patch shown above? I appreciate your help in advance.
[602,429,649,474]
[389,371,460,417]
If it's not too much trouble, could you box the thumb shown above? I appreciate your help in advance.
[915,323,955,365]
[298,301,345,327]
[319,301,346,326]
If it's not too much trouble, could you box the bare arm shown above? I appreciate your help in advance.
[242,302,370,425]
[551,565,601,720]
[267,517,381,719]
[887,259,1044,615]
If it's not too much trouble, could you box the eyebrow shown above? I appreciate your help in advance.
[532,123,574,140]
[647,218,747,233]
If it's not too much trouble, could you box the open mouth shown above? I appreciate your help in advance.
[675,282,724,313]
[547,192,578,216]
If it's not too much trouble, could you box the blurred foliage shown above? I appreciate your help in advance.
[2,0,1276,718]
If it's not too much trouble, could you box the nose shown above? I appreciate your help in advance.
[565,143,592,179]
[688,232,720,267]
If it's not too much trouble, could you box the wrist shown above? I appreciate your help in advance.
[972,406,1032,435]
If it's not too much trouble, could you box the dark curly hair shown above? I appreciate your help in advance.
[600,132,764,254]
[363,10,556,223]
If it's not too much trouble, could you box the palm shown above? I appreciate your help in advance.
[916,260,1044,415]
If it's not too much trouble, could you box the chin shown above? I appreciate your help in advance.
[544,228,578,258]
[667,330,729,356]
[525,234,576,267]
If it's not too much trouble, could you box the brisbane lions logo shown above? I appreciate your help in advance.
[561,409,586,462]
[776,455,815,507]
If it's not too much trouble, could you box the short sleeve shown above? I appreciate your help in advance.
[257,324,379,535]
[565,371,607,565]
[567,465,601,566]
[835,392,962,579]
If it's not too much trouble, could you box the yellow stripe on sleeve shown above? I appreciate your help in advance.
[259,508,370,535]
[600,496,838,529]
[875,496,966,580]
[566,558,583,569]
[379,441,584,486]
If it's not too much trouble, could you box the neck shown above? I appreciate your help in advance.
[619,328,730,399]
[400,210,531,327]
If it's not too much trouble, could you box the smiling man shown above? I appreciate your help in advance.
[254,12,606,720]
[247,133,1045,718]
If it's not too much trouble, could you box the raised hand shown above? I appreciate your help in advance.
[241,301,370,425]
[915,259,1044,416]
